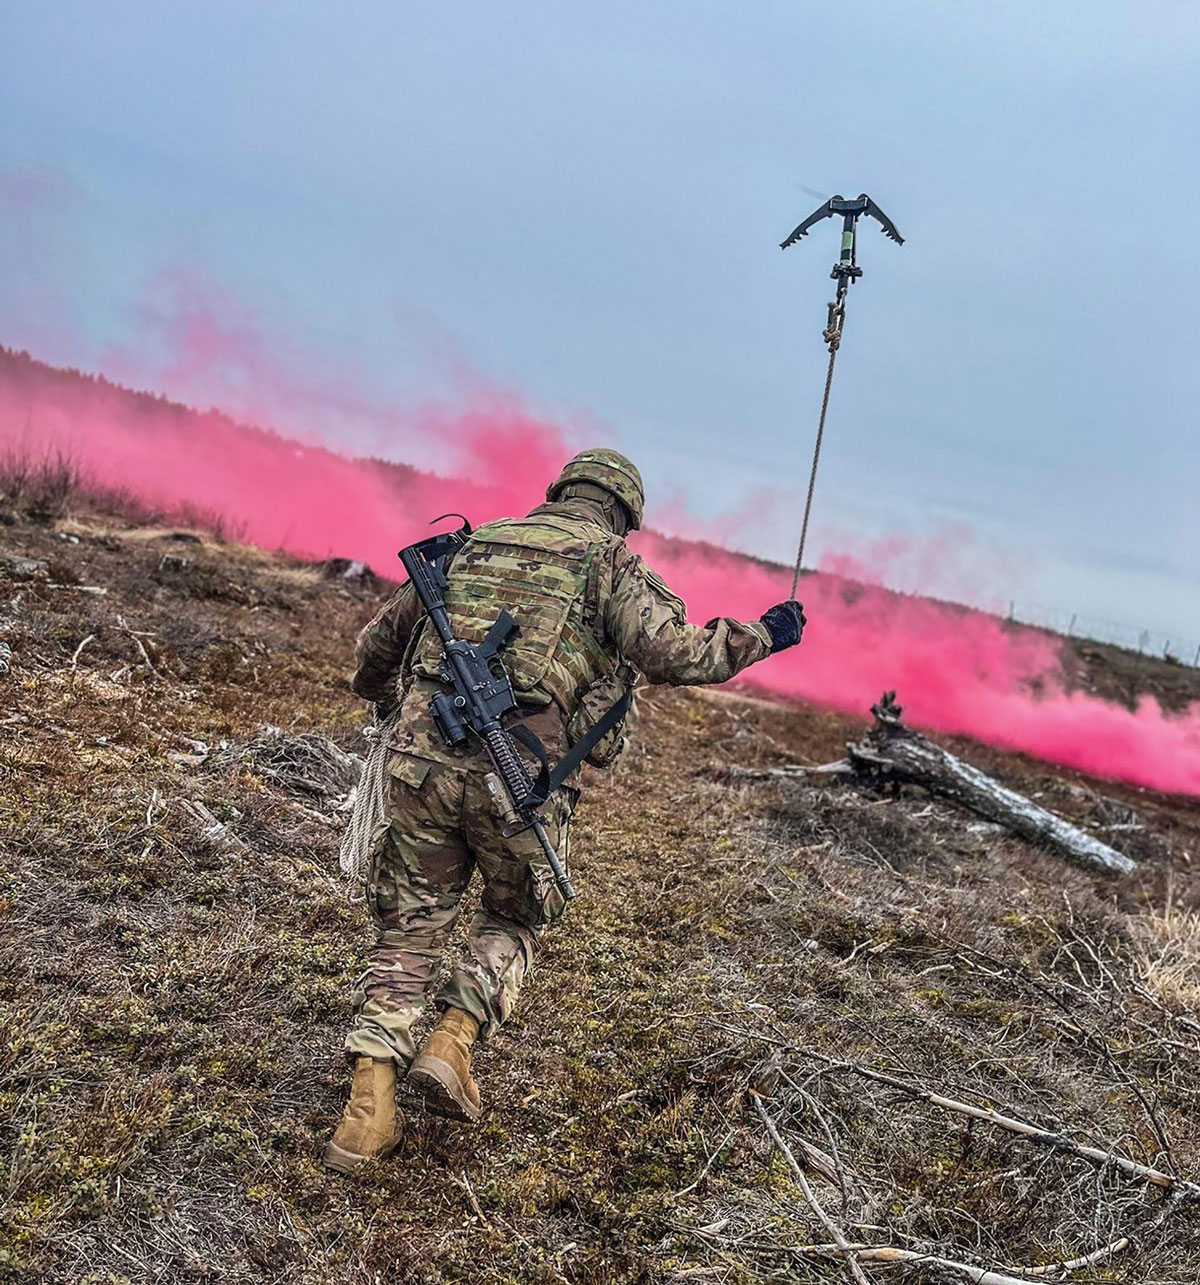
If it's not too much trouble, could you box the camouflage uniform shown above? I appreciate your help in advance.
[345,494,770,1066]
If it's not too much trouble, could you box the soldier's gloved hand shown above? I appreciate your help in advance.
[760,600,806,654]
[372,699,398,725]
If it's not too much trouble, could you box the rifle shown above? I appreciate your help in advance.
[399,517,578,901]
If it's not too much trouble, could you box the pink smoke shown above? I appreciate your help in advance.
[816,526,1017,614]
[0,348,561,568]
[642,533,1200,796]
[3,346,1198,799]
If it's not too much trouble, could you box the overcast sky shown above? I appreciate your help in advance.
[1,3,1197,643]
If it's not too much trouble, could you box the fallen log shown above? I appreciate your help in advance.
[846,692,1135,875]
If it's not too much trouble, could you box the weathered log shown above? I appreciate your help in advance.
[846,692,1135,876]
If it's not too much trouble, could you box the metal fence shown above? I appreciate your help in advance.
[1006,601,1200,667]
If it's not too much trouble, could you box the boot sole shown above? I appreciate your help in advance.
[409,1055,481,1122]
[322,1137,399,1176]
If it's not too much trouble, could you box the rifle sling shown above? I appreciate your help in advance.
[510,687,633,807]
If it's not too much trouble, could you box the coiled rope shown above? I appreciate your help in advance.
[338,713,399,900]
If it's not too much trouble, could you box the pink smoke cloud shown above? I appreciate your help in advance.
[2,345,1198,799]
[815,526,1020,616]
[104,266,789,546]
[0,168,80,212]
[0,348,560,568]
[641,532,1200,796]
[102,270,438,466]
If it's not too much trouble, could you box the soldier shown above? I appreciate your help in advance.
[324,448,805,1174]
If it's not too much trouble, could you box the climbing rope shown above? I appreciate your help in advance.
[338,712,399,901]
[789,294,846,598]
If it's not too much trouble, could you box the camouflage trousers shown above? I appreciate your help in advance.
[345,751,576,1066]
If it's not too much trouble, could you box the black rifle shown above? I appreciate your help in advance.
[399,517,578,901]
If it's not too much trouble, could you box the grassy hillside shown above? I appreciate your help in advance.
[2,496,1199,1284]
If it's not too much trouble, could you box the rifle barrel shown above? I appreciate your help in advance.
[532,816,577,901]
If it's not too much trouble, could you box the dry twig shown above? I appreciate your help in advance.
[451,1170,491,1230]
[1007,1234,1130,1275]
[788,1243,1083,1285]
[70,633,95,668]
[798,1048,1200,1197]
[750,1092,1121,1285]
[753,1095,869,1285]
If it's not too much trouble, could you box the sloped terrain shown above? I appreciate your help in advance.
[2,503,1199,1284]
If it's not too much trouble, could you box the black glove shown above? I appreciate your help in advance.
[760,600,806,654]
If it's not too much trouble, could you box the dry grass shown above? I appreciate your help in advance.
[0,447,79,521]
[0,446,241,541]
[2,501,1199,1283]
[1132,878,1200,1010]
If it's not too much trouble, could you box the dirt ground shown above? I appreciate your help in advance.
[2,505,1198,1284]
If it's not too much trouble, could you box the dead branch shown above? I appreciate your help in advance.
[672,1126,736,1199]
[798,1046,1200,1198]
[743,1111,1110,1285]
[128,632,160,679]
[285,798,340,829]
[178,799,247,855]
[215,725,362,799]
[845,692,1135,875]
[787,1236,1131,1277]
[721,761,854,783]
[70,634,95,668]
[781,1073,867,1207]
[789,1244,1071,1285]
[1007,1234,1130,1275]
[451,1170,492,1231]
[117,614,161,680]
[753,1095,869,1285]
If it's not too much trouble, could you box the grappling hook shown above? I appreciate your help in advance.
[780,192,904,594]
[781,192,904,287]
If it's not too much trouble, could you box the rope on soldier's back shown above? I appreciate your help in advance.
[338,712,399,899]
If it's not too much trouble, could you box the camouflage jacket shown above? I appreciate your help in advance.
[351,497,771,766]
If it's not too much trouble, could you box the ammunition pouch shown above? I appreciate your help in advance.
[566,665,637,768]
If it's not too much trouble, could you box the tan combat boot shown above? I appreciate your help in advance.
[323,1056,403,1175]
[409,1007,482,1121]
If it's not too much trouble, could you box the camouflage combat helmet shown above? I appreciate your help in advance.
[547,448,645,530]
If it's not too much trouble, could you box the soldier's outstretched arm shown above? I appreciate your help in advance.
[605,550,777,686]
[351,581,422,702]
